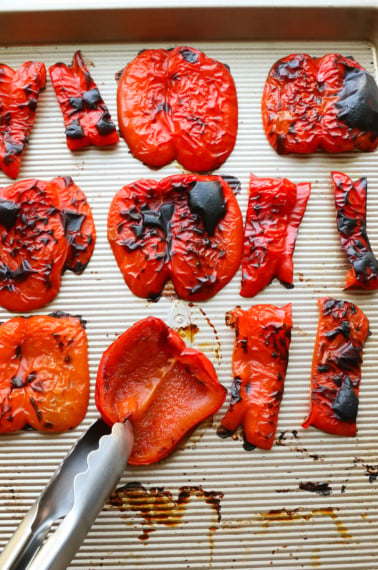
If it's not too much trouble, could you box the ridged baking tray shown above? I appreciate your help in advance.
[0,4,378,569]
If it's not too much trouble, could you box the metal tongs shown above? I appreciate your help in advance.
[0,419,134,570]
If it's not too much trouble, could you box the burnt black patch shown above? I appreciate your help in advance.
[336,66,378,134]
[66,119,84,139]
[82,88,101,109]
[0,199,20,231]
[141,203,174,237]
[337,211,359,237]
[188,180,226,236]
[96,112,117,137]
[331,376,359,423]
[62,209,85,237]
[180,48,199,64]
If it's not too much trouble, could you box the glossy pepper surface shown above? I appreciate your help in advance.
[302,297,369,437]
[0,312,89,434]
[0,176,96,312]
[331,171,378,290]
[218,304,292,450]
[95,316,226,465]
[262,53,378,154]
[107,174,243,302]
[117,46,238,172]
[49,51,119,150]
[240,174,310,297]
[0,61,46,179]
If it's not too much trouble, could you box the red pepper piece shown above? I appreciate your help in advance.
[117,46,238,172]
[240,174,310,297]
[302,297,369,437]
[0,312,89,433]
[0,61,46,179]
[49,51,119,150]
[331,171,378,290]
[107,174,243,301]
[262,53,378,154]
[0,177,95,312]
[218,304,292,450]
[95,316,226,465]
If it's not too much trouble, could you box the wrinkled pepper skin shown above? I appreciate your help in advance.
[117,46,238,172]
[0,313,89,434]
[240,174,310,297]
[0,61,46,179]
[302,298,369,437]
[0,177,96,312]
[95,316,226,465]
[49,51,119,150]
[331,171,378,290]
[262,53,378,154]
[107,174,243,302]
[218,304,292,450]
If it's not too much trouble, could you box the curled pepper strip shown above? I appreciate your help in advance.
[49,51,119,150]
[117,46,238,172]
[95,316,226,465]
[331,171,378,290]
[262,53,378,155]
[0,61,46,179]
[0,313,89,434]
[218,304,292,451]
[240,174,311,297]
[303,298,370,437]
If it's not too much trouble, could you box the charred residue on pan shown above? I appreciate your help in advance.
[299,481,332,496]
[276,430,324,461]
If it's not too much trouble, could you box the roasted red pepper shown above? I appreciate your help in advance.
[331,171,378,290]
[217,304,292,450]
[107,174,243,301]
[49,51,119,150]
[116,46,238,172]
[302,297,369,437]
[262,53,378,154]
[240,174,310,297]
[95,316,226,465]
[0,61,46,179]
[0,312,89,433]
[0,176,96,312]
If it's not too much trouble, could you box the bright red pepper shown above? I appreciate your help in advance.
[49,51,119,150]
[107,174,243,302]
[116,46,238,172]
[331,171,378,290]
[95,316,226,465]
[240,174,310,297]
[0,176,96,312]
[0,312,89,433]
[218,304,292,450]
[302,297,369,437]
[262,53,378,154]
[0,61,46,179]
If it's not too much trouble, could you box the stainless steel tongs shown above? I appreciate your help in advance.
[0,418,134,570]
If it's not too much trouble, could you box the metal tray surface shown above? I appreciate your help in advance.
[0,9,378,569]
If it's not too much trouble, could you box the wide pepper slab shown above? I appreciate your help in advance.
[95,316,226,465]
[331,171,378,290]
[49,51,119,150]
[0,176,96,312]
[0,313,89,433]
[262,53,378,154]
[240,174,311,297]
[218,304,292,450]
[107,174,243,302]
[302,298,370,437]
[0,61,46,179]
[117,46,238,172]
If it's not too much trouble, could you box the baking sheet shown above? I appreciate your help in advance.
[0,39,378,569]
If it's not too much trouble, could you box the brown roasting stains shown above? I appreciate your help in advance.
[176,323,200,345]
[276,430,324,461]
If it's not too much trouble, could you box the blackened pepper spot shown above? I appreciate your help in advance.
[325,320,351,341]
[333,340,362,371]
[68,96,84,113]
[82,88,101,109]
[336,66,378,134]
[337,211,358,237]
[0,199,20,230]
[230,376,242,406]
[96,112,117,137]
[332,376,359,423]
[66,119,85,139]
[180,48,199,64]
[3,141,24,165]
[62,209,85,236]
[142,203,174,236]
[188,181,226,236]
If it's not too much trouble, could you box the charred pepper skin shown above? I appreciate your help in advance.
[240,174,311,297]
[49,51,119,150]
[0,177,95,312]
[302,297,370,437]
[0,61,46,179]
[331,171,378,290]
[117,46,238,172]
[107,174,243,302]
[95,316,226,465]
[262,53,378,155]
[0,313,89,434]
[218,304,292,451]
